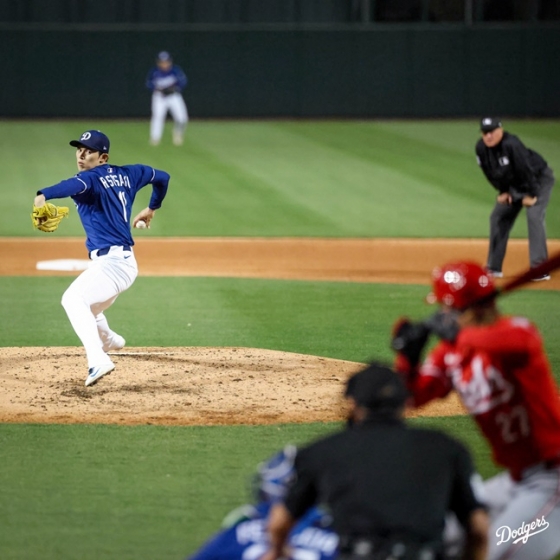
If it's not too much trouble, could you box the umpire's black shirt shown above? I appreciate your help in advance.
[284,416,482,543]
[476,131,549,198]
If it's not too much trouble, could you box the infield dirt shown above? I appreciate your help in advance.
[1,237,558,425]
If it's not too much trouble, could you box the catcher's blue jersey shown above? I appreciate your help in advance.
[146,65,187,92]
[38,164,169,252]
[187,502,338,560]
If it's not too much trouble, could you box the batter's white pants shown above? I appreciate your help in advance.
[61,246,138,368]
[484,467,560,560]
[150,91,188,144]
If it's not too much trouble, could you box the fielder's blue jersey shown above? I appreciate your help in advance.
[187,502,339,560]
[146,65,187,92]
[38,164,169,252]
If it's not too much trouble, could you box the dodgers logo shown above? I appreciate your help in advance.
[496,516,549,546]
[80,132,92,141]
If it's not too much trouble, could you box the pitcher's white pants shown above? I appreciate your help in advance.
[61,246,138,368]
[150,91,188,144]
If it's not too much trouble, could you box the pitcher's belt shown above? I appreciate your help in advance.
[89,246,131,259]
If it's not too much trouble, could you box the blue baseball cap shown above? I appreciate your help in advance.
[252,445,297,503]
[69,130,110,154]
[157,51,172,62]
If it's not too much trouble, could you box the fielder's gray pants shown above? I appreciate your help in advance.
[487,167,555,272]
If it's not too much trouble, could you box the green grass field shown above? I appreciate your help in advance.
[6,119,560,238]
[2,119,560,559]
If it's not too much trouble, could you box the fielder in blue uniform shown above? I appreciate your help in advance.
[186,445,339,560]
[146,51,188,146]
[33,129,170,387]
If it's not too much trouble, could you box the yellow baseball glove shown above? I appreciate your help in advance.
[31,202,70,233]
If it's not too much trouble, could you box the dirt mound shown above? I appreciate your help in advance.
[5,236,546,425]
[0,346,464,425]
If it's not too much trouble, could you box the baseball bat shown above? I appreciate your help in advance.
[498,251,560,294]
[393,254,560,353]
[476,251,560,307]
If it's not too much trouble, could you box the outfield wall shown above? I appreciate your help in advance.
[2,25,559,118]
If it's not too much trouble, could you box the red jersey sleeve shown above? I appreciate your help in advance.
[395,341,456,408]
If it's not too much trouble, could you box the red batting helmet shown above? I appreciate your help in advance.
[428,261,495,309]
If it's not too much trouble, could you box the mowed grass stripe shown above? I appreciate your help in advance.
[186,121,489,235]
[5,119,560,237]
[0,417,496,560]
[2,276,559,373]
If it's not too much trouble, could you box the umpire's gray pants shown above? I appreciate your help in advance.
[487,167,555,271]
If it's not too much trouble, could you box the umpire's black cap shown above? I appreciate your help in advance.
[345,362,408,410]
[480,117,502,132]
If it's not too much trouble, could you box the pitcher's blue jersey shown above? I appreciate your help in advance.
[146,65,187,92]
[187,502,338,560]
[38,164,169,252]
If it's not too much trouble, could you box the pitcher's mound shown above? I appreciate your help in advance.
[0,346,465,425]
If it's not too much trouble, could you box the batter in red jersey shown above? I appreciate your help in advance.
[392,261,560,560]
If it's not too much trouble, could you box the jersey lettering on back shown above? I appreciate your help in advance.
[73,163,155,251]
[188,503,337,560]
[99,173,131,189]
[290,526,339,555]
[235,519,266,544]
[450,355,515,415]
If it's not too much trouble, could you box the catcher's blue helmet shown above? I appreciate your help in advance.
[253,445,297,503]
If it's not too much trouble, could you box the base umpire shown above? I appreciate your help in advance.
[262,363,489,560]
[476,117,555,279]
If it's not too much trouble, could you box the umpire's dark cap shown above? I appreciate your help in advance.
[69,130,110,154]
[345,362,408,410]
[480,117,502,132]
